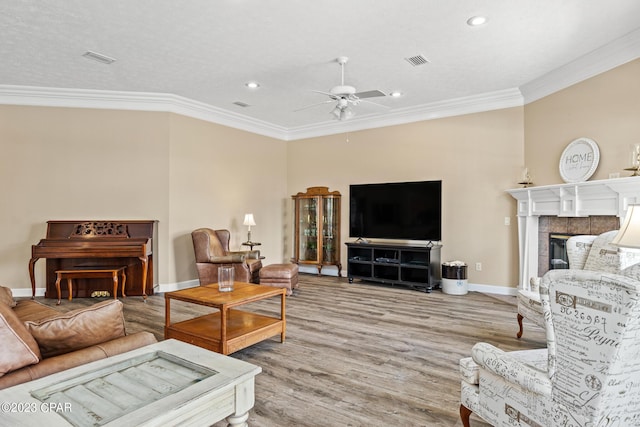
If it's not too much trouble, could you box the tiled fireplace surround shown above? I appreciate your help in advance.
[508,176,640,289]
[537,215,620,277]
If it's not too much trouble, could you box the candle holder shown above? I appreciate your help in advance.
[518,168,533,188]
[625,144,640,176]
[624,166,640,176]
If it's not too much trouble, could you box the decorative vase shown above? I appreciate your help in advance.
[218,266,234,292]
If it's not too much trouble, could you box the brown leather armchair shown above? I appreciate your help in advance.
[191,228,262,285]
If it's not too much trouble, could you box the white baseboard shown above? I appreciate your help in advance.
[467,283,517,296]
[11,288,45,298]
[10,280,199,298]
[297,265,517,296]
[9,278,517,298]
[155,280,199,294]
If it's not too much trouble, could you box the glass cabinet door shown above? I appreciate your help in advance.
[322,196,339,263]
[297,197,319,262]
[292,186,341,276]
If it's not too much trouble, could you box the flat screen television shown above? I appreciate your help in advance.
[349,180,442,241]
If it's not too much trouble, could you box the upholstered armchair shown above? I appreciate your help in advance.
[461,268,640,426]
[516,233,600,338]
[191,228,262,285]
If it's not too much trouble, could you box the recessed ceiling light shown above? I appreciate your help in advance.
[466,16,487,26]
[390,91,403,98]
[245,81,260,89]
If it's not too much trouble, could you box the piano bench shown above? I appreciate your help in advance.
[55,266,127,305]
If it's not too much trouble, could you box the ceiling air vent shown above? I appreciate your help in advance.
[82,51,116,64]
[233,101,250,108]
[405,54,429,67]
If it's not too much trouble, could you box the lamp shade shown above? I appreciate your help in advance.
[611,205,640,248]
[340,107,353,120]
[243,213,256,227]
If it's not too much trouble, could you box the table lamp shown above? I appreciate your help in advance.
[611,205,640,269]
[243,213,256,243]
[611,205,640,248]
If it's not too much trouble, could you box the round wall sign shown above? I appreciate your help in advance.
[559,137,600,183]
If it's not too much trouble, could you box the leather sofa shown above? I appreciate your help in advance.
[0,286,157,390]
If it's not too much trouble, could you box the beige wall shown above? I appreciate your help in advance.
[286,108,525,288]
[524,59,640,185]
[166,114,288,284]
[0,106,286,294]
[0,106,169,292]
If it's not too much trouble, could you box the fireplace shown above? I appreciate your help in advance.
[508,177,640,288]
[537,216,619,277]
[549,234,572,271]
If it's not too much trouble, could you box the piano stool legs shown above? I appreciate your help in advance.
[55,267,127,305]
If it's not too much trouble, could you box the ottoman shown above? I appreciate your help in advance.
[259,263,299,296]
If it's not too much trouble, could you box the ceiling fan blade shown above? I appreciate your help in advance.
[311,90,339,100]
[294,99,335,112]
[358,99,389,109]
[354,90,386,99]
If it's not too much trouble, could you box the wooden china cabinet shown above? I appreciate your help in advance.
[291,187,341,276]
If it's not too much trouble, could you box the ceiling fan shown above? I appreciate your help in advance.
[297,57,386,120]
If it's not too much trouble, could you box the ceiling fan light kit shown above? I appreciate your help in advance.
[297,56,387,121]
[331,105,354,120]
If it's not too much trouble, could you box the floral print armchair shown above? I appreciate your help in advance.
[460,268,640,426]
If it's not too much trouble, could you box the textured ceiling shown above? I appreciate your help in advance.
[1,0,640,139]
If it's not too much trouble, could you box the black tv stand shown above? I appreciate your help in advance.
[345,241,442,292]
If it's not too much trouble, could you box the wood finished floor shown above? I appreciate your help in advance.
[34,274,547,427]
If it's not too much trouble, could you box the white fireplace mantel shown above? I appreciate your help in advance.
[507,176,640,287]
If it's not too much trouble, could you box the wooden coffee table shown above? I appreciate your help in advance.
[164,282,286,355]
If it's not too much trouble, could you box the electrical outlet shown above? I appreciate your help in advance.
[504,216,511,226]
[475,262,482,271]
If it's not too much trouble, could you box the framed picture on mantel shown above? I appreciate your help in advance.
[559,137,600,183]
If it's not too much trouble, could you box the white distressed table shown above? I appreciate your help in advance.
[0,339,261,426]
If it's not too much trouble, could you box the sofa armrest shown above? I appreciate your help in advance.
[0,332,157,390]
[471,342,551,396]
[242,250,261,260]
[208,254,245,263]
[228,250,260,260]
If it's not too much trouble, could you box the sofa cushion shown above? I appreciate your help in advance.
[25,299,126,358]
[0,286,16,308]
[0,302,41,377]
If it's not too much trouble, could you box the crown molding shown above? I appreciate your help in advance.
[0,85,289,140]
[520,28,640,103]
[0,84,523,141]
[285,88,524,140]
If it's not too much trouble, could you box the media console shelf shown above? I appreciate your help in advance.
[345,242,442,292]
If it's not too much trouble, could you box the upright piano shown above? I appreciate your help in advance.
[29,220,157,299]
